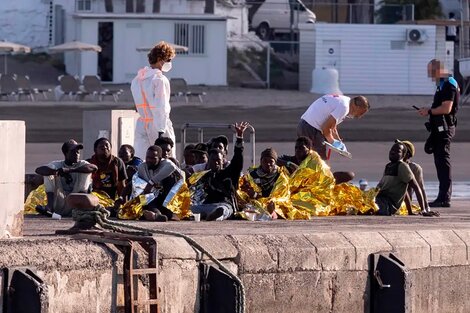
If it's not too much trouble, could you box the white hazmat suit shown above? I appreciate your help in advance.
[131,66,175,159]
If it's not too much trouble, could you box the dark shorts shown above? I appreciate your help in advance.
[296,119,327,160]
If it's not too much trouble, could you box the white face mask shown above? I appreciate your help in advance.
[161,62,172,72]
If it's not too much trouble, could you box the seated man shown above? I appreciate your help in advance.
[185,143,209,176]
[118,144,143,184]
[375,141,429,216]
[239,148,285,219]
[401,140,431,212]
[35,139,97,217]
[190,122,249,221]
[135,145,182,222]
[181,144,196,170]
[154,136,180,167]
[277,136,354,184]
[88,138,127,201]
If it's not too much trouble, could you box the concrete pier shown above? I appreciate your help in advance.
[0,121,25,238]
[0,200,468,312]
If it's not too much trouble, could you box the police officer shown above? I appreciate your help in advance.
[418,59,459,208]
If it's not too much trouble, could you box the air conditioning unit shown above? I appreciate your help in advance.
[406,29,427,43]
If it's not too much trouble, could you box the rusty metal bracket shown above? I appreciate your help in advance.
[74,232,159,313]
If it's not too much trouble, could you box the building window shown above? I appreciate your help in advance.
[174,23,205,55]
[76,0,91,11]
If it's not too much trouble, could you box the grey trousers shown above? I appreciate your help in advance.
[296,119,327,160]
[44,173,92,216]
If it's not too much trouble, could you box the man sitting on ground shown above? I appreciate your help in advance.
[118,144,143,184]
[401,140,431,212]
[190,122,249,221]
[155,136,180,167]
[240,148,290,219]
[88,138,127,205]
[135,145,182,222]
[375,141,430,216]
[181,144,196,171]
[35,139,97,217]
[277,136,354,184]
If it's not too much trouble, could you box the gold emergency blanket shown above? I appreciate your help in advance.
[397,203,421,215]
[289,152,379,217]
[23,186,117,214]
[164,170,210,219]
[92,190,115,208]
[238,167,308,220]
[118,194,153,220]
[24,185,47,214]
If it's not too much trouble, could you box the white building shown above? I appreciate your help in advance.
[299,23,452,95]
[0,0,238,85]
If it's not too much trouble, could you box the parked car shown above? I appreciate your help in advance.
[250,0,316,40]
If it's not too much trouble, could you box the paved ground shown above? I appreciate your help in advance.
[23,199,470,237]
[1,87,469,142]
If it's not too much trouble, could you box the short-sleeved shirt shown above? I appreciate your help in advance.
[430,77,458,128]
[46,160,92,193]
[301,94,350,130]
[88,157,127,199]
[376,161,414,213]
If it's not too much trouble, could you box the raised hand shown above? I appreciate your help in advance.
[233,121,250,137]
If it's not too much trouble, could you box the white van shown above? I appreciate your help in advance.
[251,0,316,40]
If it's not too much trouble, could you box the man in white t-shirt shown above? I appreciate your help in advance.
[297,94,369,159]
[35,140,97,217]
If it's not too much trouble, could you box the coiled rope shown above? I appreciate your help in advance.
[73,206,246,313]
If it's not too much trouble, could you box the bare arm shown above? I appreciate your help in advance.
[404,193,414,215]
[409,177,427,212]
[35,166,58,176]
[321,115,338,143]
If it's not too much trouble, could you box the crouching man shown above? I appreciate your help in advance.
[190,122,249,221]
[375,141,431,216]
[35,139,97,217]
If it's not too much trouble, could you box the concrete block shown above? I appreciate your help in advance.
[230,235,278,273]
[155,236,198,260]
[332,271,369,313]
[241,273,276,312]
[265,234,320,272]
[159,259,199,313]
[304,233,356,270]
[191,235,238,260]
[0,121,25,238]
[82,110,139,158]
[341,232,392,270]
[417,230,467,266]
[411,266,470,313]
[380,231,431,269]
[453,229,470,262]
[46,270,113,313]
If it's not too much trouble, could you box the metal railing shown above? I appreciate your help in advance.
[180,123,256,167]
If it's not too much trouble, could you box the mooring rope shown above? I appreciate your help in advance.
[73,206,246,313]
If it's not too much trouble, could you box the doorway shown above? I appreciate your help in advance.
[98,22,113,81]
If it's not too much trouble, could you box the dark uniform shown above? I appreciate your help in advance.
[426,77,459,205]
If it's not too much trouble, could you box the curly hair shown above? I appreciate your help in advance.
[148,41,176,65]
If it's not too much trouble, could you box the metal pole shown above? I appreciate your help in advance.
[180,127,186,162]
[463,0,469,58]
[266,42,270,89]
[349,4,352,24]
[4,54,7,74]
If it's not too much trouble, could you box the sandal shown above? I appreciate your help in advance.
[421,210,440,217]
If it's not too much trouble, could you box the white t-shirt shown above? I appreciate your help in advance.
[301,94,350,130]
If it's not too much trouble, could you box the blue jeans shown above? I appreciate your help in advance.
[190,203,234,220]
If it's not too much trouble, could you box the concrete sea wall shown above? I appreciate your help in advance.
[2,229,470,312]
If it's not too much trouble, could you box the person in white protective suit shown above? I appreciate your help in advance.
[131,41,176,159]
